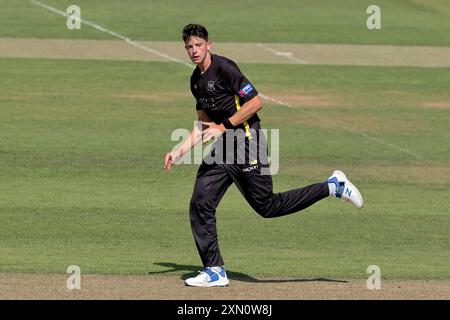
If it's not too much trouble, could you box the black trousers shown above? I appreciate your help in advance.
[189,151,330,268]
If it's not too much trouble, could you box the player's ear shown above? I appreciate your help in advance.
[206,41,212,52]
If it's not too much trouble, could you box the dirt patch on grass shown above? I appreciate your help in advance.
[0,38,171,62]
[0,273,449,300]
[424,101,450,109]
[0,91,192,104]
[265,43,450,67]
[110,92,191,102]
[268,111,421,134]
[1,38,450,67]
[355,164,450,185]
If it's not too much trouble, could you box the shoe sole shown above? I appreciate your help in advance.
[184,280,230,287]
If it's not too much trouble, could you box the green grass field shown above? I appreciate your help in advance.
[0,0,449,281]
[2,0,450,45]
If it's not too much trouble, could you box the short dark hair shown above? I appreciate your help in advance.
[182,24,208,43]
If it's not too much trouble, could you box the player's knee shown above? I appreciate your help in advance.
[190,194,214,214]
[249,196,276,218]
[190,186,207,205]
[189,197,203,212]
[253,204,274,218]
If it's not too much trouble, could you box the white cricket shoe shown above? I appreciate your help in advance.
[184,267,229,287]
[327,170,364,209]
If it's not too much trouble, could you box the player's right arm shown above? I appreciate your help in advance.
[164,110,211,171]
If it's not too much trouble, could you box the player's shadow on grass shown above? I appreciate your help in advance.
[148,262,348,283]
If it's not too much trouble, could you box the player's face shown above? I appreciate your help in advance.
[184,36,211,65]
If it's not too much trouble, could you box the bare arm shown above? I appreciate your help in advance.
[176,110,211,155]
[164,110,211,171]
[228,95,262,127]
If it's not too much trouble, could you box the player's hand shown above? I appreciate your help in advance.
[201,122,225,144]
[164,150,181,171]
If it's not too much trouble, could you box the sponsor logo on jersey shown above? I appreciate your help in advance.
[207,81,215,92]
[198,97,216,109]
[239,83,254,97]
[242,164,259,173]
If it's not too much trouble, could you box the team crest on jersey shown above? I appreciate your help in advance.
[207,81,215,92]
[239,83,254,97]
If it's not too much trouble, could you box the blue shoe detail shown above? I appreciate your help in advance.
[327,176,339,189]
[219,268,227,278]
[335,181,345,198]
[327,177,346,198]
[345,187,352,197]
[204,267,219,282]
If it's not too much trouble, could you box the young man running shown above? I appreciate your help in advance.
[164,24,363,287]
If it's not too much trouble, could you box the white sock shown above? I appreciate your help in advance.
[328,182,337,196]
[211,266,223,273]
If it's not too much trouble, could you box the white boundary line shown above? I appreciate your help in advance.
[359,133,423,159]
[257,43,308,64]
[261,94,422,159]
[30,0,193,68]
[259,93,294,109]
[30,0,422,160]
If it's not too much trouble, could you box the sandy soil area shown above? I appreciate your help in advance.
[1,38,450,67]
[1,273,449,300]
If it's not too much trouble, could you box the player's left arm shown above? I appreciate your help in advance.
[226,95,262,127]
